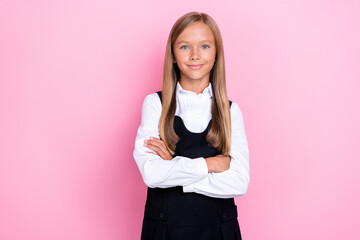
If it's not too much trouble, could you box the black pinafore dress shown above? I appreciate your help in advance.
[141,91,242,240]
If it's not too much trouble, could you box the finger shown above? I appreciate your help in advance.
[155,141,173,160]
[146,139,167,156]
[145,142,165,157]
[149,144,170,160]
[145,151,158,155]
[149,138,172,157]
[145,138,172,160]
[144,140,160,155]
[147,137,170,155]
[147,137,166,147]
[149,137,167,147]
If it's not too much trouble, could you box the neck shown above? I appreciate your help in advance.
[179,78,210,95]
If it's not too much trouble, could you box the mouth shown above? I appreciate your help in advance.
[187,64,204,70]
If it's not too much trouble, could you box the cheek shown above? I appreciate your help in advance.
[203,50,216,61]
[174,50,187,60]
[175,54,185,61]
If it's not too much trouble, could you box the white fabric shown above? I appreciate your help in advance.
[133,81,250,198]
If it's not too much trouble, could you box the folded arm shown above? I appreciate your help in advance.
[183,102,250,198]
[133,93,209,188]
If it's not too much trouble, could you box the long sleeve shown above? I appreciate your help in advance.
[133,93,209,188]
[182,102,250,198]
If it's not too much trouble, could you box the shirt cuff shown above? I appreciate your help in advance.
[194,157,208,179]
[183,183,194,192]
[183,157,208,192]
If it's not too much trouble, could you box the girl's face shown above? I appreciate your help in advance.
[173,21,216,84]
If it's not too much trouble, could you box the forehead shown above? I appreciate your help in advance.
[175,22,215,44]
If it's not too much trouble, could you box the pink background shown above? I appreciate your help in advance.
[1,1,359,239]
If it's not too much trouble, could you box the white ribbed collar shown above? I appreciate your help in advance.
[176,81,213,97]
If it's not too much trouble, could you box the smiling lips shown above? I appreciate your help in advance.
[188,64,204,70]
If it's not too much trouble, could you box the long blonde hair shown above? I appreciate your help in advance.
[159,11,232,156]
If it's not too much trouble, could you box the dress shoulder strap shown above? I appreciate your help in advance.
[156,91,162,104]
[156,90,232,107]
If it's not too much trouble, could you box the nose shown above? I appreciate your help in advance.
[190,47,200,61]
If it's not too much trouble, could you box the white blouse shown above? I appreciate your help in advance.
[133,81,250,199]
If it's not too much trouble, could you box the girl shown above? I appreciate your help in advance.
[133,11,249,240]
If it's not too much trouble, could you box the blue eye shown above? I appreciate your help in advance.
[202,45,210,49]
[180,45,189,50]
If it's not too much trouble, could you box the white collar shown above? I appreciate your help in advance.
[176,81,213,97]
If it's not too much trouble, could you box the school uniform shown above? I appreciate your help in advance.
[133,82,249,240]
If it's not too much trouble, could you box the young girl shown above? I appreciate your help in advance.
[133,11,249,240]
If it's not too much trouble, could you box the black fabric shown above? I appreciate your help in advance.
[140,91,241,240]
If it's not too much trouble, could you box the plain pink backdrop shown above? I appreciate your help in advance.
[1,1,359,239]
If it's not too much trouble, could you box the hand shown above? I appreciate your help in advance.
[204,155,231,173]
[144,137,173,160]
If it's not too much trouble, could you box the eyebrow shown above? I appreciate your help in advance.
[176,40,213,45]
